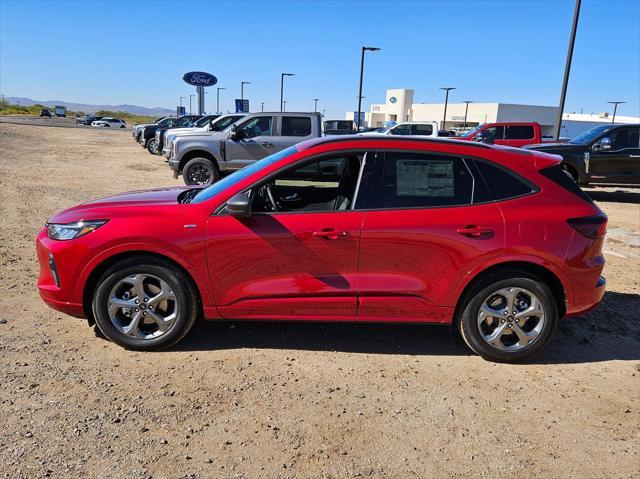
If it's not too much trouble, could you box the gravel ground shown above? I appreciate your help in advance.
[0,122,638,479]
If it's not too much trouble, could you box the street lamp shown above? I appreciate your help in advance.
[313,98,319,112]
[439,87,456,130]
[189,94,195,115]
[280,73,294,112]
[463,100,473,129]
[240,81,251,104]
[179,96,186,115]
[283,101,287,112]
[216,87,225,114]
[356,46,381,130]
[608,101,625,123]
[261,102,265,112]
[555,0,581,140]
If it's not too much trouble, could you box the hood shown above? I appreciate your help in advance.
[525,142,586,151]
[175,130,227,142]
[48,187,190,223]
[167,126,210,138]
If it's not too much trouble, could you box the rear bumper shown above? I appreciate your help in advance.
[566,275,606,317]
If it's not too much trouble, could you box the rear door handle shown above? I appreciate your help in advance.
[312,228,348,240]
[456,225,494,238]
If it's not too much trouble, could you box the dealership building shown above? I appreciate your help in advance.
[347,88,639,137]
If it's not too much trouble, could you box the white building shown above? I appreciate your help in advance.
[346,88,639,137]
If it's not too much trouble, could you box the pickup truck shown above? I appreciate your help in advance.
[456,122,553,147]
[138,115,202,151]
[361,121,439,137]
[160,114,245,157]
[168,112,322,185]
[131,117,170,141]
[324,120,355,135]
[525,123,640,186]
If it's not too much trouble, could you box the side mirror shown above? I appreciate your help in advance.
[229,124,241,140]
[226,193,251,218]
[594,137,612,151]
[475,132,494,144]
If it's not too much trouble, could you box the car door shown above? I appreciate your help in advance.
[204,152,371,320]
[588,126,640,184]
[268,116,315,152]
[357,151,505,323]
[503,125,536,147]
[224,115,276,169]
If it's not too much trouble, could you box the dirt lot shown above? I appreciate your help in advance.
[0,122,638,479]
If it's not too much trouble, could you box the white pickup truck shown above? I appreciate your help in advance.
[362,121,439,137]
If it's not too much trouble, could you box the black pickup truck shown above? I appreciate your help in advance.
[138,115,202,151]
[525,123,640,186]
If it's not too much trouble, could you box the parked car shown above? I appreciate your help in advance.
[324,120,355,135]
[39,108,52,117]
[132,117,169,141]
[361,121,439,137]
[54,106,67,117]
[524,123,640,185]
[456,122,553,147]
[76,115,102,126]
[92,118,127,128]
[36,136,607,361]
[168,112,322,185]
[139,115,203,153]
[158,114,245,157]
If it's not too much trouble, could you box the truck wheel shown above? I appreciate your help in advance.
[183,158,219,186]
[147,138,159,155]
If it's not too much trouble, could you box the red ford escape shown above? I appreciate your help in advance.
[36,136,607,362]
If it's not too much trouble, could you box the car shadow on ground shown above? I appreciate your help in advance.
[585,188,640,204]
[171,291,640,364]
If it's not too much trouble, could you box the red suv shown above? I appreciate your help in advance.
[36,136,607,362]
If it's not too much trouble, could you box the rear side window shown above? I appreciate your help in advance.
[412,124,434,135]
[382,153,474,208]
[539,165,593,203]
[281,117,311,136]
[474,160,535,200]
[506,125,535,140]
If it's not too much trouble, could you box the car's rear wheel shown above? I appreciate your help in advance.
[458,273,557,362]
[147,138,159,154]
[183,157,219,186]
[92,258,198,350]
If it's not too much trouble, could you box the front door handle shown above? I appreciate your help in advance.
[630,155,640,158]
[312,228,348,240]
[261,142,274,148]
[456,225,494,238]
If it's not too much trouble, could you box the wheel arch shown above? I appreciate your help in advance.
[451,260,567,330]
[179,149,218,173]
[82,250,204,326]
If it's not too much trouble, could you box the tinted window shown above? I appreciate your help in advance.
[282,117,312,136]
[506,125,534,140]
[382,153,474,208]
[238,116,273,138]
[484,126,504,141]
[412,124,434,135]
[474,160,534,200]
[539,165,592,203]
[390,124,412,135]
[607,127,640,150]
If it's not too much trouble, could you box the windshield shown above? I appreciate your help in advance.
[458,124,485,138]
[213,115,242,131]
[175,116,197,127]
[194,116,215,127]
[192,146,298,204]
[569,125,613,144]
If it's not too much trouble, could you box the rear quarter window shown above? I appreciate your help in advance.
[539,165,593,203]
[282,117,312,136]
[506,125,535,140]
[473,160,536,200]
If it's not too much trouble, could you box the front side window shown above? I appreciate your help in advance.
[382,153,474,208]
[412,124,434,135]
[250,154,364,213]
[506,125,534,140]
[238,116,273,139]
[282,117,312,136]
[483,126,505,141]
[606,127,640,150]
[390,124,412,135]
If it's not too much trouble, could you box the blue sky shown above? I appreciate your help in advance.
[1,0,639,118]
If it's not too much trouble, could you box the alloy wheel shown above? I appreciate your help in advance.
[187,164,211,185]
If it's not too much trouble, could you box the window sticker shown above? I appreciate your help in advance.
[396,160,454,197]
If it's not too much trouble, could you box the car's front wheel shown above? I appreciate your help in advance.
[147,138,159,154]
[92,257,198,350]
[183,157,219,186]
[458,273,557,362]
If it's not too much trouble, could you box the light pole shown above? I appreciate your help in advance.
[463,100,473,129]
[283,101,287,112]
[280,73,294,112]
[356,46,381,130]
[189,94,195,115]
[608,101,625,123]
[439,87,456,130]
[240,81,251,110]
[216,87,225,114]
[261,102,264,112]
[179,96,186,115]
[555,0,581,140]
[313,98,319,112]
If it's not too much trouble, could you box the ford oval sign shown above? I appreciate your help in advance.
[389,96,398,104]
[182,71,217,87]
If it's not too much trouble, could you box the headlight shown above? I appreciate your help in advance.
[46,220,108,241]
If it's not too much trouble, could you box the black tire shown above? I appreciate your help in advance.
[457,272,557,363]
[147,138,159,154]
[183,157,219,186]
[92,257,198,351]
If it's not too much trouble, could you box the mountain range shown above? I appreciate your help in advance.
[4,97,174,116]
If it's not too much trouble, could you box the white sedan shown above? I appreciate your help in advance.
[91,118,127,128]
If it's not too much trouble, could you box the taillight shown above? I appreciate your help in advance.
[567,214,608,239]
